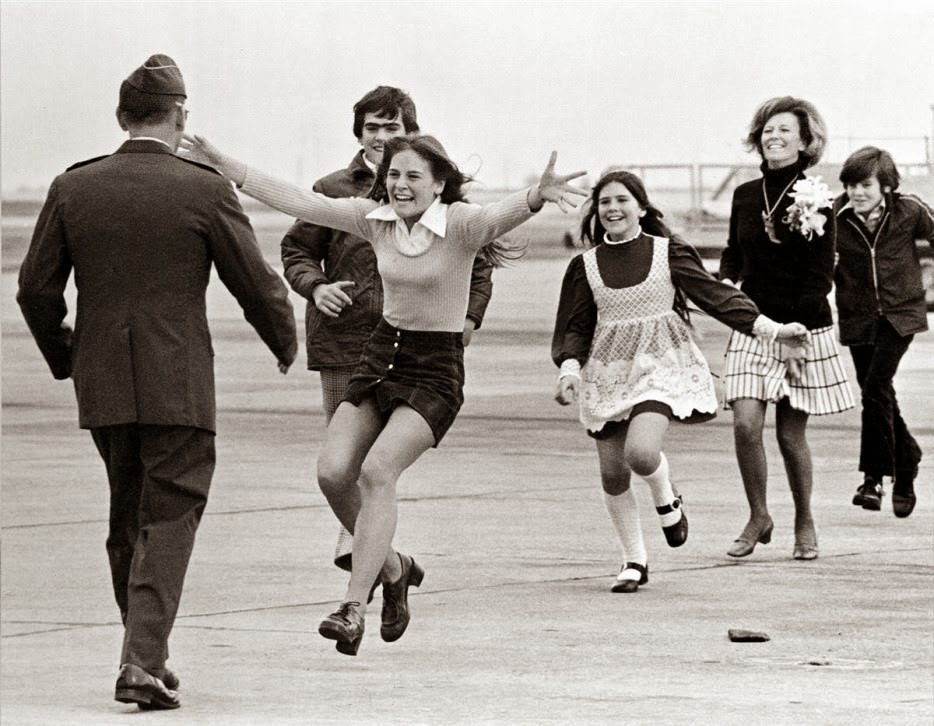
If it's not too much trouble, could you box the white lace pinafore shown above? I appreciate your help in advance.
[580,237,718,432]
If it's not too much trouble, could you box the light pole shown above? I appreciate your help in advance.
[929,103,934,169]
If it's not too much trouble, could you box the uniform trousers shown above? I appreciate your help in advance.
[91,423,215,677]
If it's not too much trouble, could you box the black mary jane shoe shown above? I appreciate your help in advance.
[657,495,688,548]
[114,663,180,710]
[611,562,649,593]
[381,553,425,642]
[319,601,365,656]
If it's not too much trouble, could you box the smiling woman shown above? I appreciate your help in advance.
[183,129,586,656]
[384,148,443,226]
[718,96,854,563]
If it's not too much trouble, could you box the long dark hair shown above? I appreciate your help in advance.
[580,169,692,324]
[580,170,671,246]
[369,134,525,266]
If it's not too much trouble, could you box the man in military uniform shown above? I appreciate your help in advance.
[17,54,297,710]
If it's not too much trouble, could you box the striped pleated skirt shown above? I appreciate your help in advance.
[723,325,855,415]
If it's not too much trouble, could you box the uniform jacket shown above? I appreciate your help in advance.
[17,139,297,431]
[281,151,494,369]
[833,191,934,345]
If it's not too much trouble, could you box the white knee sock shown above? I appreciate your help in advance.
[641,452,681,527]
[604,489,647,567]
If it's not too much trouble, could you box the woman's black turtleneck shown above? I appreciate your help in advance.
[718,157,834,329]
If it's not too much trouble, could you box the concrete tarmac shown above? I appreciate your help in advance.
[2,259,932,725]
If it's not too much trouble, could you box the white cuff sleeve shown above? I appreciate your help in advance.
[751,314,780,345]
[559,359,581,379]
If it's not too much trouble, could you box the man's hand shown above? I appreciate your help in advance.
[462,319,477,347]
[312,281,355,318]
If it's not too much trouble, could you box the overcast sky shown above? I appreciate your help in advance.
[2,0,932,194]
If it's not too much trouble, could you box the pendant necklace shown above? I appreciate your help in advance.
[761,175,797,244]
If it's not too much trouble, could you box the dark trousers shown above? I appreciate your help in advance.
[91,423,215,677]
[849,317,921,490]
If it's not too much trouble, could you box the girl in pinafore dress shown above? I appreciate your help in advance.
[552,170,809,592]
[188,132,586,654]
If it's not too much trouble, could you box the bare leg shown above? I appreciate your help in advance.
[317,400,401,587]
[622,411,670,478]
[594,422,633,498]
[343,405,434,610]
[624,411,688,547]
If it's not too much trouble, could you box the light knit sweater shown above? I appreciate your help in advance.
[242,168,536,331]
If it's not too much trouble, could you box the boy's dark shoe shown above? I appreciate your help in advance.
[852,477,883,511]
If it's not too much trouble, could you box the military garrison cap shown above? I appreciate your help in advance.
[123,54,186,97]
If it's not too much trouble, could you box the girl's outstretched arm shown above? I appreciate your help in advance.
[180,134,374,238]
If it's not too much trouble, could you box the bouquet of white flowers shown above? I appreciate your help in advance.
[782,176,835,240]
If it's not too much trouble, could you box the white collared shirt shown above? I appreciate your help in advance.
[128,136,174,150]
[366,197,448,256]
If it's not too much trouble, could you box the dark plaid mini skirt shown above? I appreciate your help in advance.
[343,318,465,445]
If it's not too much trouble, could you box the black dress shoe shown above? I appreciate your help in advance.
[114,663,180,710]
[853,477,883,510]
[657,495,688,547]
[380,553,425,642]
[162,668,179,691]
[892,491,917,518]
[611,562,648,593]
[319,601,365,656]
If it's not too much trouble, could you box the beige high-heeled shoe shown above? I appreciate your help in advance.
[793,535,819,560]
[727,518,774,558]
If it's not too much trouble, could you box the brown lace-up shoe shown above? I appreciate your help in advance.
[380,553,425,642]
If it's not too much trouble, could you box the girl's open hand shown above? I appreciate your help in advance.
[178,133,219,165]
[530,152,587,213]
[179,134,247,185]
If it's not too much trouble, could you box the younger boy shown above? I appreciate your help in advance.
[834,146,934,517]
